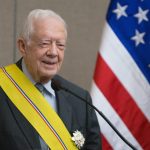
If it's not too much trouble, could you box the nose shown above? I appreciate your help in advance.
[46,41,58,56]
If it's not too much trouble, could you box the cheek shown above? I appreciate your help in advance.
[26,52,37,63]
[25,50,42,68]
[27,47,42,61]
[59,51,65,62]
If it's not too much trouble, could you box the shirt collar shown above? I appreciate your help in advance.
[43,81,55,97]
[22,59,55,97]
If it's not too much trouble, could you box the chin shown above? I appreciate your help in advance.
[42,70,57,79]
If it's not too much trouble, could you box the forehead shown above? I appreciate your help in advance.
[31,17,67,40]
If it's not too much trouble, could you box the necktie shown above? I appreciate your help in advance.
[35,83,50,150]
[35,83,56,112]
[35,83,45,95]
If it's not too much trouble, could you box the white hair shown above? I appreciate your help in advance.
[20,9,67,42]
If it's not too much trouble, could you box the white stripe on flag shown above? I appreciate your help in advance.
[91,81,143,150]
[99,23,150,121]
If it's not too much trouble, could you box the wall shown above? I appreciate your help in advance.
[0,0,109,90]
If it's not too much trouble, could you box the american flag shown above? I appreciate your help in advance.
[90,0,150,149]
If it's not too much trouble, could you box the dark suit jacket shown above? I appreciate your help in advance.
[0,60,102,150]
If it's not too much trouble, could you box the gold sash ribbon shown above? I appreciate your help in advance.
[0,64,78,150]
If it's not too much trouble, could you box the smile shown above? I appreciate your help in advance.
[42,60,57,65]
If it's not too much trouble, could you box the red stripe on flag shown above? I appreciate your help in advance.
[102,134,113,150]
[93,53,150,150]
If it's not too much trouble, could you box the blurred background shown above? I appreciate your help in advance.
[0,0,109,90]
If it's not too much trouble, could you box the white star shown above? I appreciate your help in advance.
[113,2,128,19]
[134,7,149,24]
[131,30,145,46]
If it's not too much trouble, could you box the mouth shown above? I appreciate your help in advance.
[42,60,57,65]
[41,60,58,70]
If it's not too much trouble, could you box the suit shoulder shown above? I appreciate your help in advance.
[53,75,89,97]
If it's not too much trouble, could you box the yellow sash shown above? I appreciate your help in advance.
[0,64,78,150]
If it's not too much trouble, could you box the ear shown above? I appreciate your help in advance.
[17,38,27,56]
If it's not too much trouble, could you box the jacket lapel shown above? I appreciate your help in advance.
[56,89,72,133]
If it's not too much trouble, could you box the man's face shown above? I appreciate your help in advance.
[19,17,67,83]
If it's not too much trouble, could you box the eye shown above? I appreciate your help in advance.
[39,42,50,48]
[56,42,66,50]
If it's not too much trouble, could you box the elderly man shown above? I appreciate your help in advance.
[0,9,101,150]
